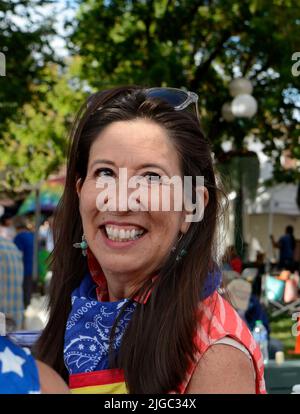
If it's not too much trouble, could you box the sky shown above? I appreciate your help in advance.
[9,0,77,57]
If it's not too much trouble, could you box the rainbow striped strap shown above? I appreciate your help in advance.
[69,368,128,394]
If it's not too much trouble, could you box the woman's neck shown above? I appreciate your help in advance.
[103,269,147,302]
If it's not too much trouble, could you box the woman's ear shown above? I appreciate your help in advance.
[182,185,209,228]
[180,219,190,235]
[200,186,209,208]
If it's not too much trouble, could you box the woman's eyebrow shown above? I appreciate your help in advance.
[137,163,170,175]
[90,159,116,169]
[90,160,170,175]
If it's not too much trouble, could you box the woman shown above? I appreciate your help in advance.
[36,86,266,394]
[271,225,296,271]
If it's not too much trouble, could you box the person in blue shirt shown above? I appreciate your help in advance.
[0,236,24,330]
[13,218,34,309]
[0,335,69,394]
[270,225,295,271]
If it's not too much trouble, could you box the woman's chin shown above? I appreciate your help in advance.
[89,229,155,277]
[95,259,143,276]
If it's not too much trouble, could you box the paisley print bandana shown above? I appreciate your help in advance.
[64,274,136,374]
[64,267,221,375]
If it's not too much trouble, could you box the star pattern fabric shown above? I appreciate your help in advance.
[0,347,26,377]
[0,336,40,394]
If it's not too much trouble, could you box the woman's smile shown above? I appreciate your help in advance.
[96,220,148,249]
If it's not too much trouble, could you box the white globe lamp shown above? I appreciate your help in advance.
[229,78,253,97]
[231,94,257,118]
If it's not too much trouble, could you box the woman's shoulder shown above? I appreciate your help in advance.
[183,291,266,394]
[185,342,256,393]
[36,360,69,394]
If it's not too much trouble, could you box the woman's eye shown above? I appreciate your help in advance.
[143,172,162,183]
[94,168,114,178]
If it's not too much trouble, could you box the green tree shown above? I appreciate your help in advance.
[0,0,60,137]
[0,60,85,197]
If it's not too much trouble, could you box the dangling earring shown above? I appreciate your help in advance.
[176,248,187,261]
[73,234,88,256]
[171,233,183,252]
[171,233,187,261]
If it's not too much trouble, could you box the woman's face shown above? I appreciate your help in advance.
[77,118,191,279]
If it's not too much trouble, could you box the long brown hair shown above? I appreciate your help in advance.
[36,86,222,393]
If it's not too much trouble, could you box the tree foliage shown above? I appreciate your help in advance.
[0,0,59,133]
[0,60,85,197]
[0,1,85,197]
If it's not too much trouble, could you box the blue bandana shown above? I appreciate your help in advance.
[64,269,221,375]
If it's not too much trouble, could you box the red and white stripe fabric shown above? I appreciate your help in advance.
[176,291,266,394]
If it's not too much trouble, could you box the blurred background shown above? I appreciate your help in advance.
[1,0,300,393]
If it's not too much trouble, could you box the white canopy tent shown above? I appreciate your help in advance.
[247,183,300,216]
[245,183,300,266]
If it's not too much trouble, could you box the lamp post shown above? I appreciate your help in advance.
[221,78,258,260]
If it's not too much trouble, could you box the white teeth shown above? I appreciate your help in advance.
[104,225,145,242]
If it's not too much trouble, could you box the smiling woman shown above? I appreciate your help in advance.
[35,86,266,394]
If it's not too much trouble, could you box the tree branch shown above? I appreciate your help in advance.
[190,30,231,90]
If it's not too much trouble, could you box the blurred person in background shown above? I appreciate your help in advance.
[222,245,243,274]
[0,213,16,241]
[270,225,295,271]
[13,217,34,309]
[45,215,54,253]
[38,238,50,294]
[226,276,283,359]
[251,251,265,298]
[0,236,24,330]
[39,215,54,253]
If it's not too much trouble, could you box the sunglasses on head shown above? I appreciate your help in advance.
[90,86,200,120]
[145,87,200,120]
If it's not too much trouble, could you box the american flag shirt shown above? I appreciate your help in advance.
[0,336,40,394]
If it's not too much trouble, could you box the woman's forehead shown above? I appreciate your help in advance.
[88,119,181,171]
